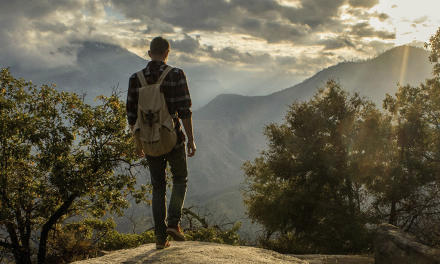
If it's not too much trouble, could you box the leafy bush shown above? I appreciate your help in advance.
[99,230,155,251]
[45,219,115,263]
[44,218,155,262]
[185,222,242,246]
[259,229,373,255]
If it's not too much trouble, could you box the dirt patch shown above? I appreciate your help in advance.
[288,254,374,264]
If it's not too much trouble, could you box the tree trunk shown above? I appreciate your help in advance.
[37,193,77,264]
[388,200,397,226]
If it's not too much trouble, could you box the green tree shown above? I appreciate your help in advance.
[427,27,440,77]
[0,68,149,264]
[242,79,377,254]
[368,83,440,230]
[366,27,440,243]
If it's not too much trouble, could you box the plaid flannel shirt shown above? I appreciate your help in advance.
[126,61,192,145]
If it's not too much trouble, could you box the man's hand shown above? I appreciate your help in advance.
[182,118,196,157]
[136,148,145,158]
[187,140,196,157]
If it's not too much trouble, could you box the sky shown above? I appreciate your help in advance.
[1,0,439,95]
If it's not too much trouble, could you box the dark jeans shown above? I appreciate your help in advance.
[145,143,188,243]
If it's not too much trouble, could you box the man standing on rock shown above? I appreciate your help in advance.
[126,36,196,249]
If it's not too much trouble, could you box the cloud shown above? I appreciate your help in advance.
[348,0,379,8]
[319,36,357,50]
[248,21,309,43]
[350,22,396,39]
[175,53,201,64]
[281,0,346,28]
[110,0,234,32]
[0,0,110,70]
[141,18,176,34]
[200,45,272,64]
[374,12,390,22]
[32,21,70,34]
[276,55,297,66]
[110,0,346,43]
[292,52,336,75]
[0,0,415,97]
[169,34,201,54]
[368,40,395,53]
[346,9,389,22]
[413,15,428,24]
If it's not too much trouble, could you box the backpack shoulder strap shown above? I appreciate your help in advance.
[156,66,173,85]
[136,70,148,87]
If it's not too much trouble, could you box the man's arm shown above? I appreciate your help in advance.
[181,118,196,157]
[126,74,139,128]
[127,74,144,157]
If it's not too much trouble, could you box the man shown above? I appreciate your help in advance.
[126,36,196,249]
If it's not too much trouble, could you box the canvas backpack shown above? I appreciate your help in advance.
[132,66,177,156]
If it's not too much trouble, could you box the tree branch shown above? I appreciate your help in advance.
[37,193,77,264]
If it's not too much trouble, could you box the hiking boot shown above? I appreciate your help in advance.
[166,225,186,241]
[156,240,170,249]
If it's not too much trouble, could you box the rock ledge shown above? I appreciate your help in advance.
[73,241,308,264]
[374,223,440,264]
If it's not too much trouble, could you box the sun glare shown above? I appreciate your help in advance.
[277,0,302,8]
[371,0,440,46]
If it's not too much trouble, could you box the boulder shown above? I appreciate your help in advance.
[374,223,440,264]
[73,241,309,264]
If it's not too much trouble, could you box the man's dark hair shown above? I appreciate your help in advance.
[150,36,170,55]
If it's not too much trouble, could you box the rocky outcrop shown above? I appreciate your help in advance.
[289,254,373,264]
[374,223,440,264]
[73,241,309,264]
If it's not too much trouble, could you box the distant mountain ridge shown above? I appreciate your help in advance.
[5,41,227,109]
[195,46,432,126]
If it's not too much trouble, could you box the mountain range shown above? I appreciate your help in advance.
[3,43,434,234]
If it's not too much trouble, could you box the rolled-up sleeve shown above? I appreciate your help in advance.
[174,70,192,119]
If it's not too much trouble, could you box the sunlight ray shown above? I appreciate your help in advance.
[399,45,410,86]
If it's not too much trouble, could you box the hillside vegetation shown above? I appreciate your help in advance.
[242,28,440,254]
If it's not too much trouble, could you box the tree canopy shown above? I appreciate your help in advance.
[243,79,376,253]
[0,68,149,264]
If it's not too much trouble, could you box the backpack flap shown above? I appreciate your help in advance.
[138,110,161,143]
[137,85,161,143]
[138,84,162,113]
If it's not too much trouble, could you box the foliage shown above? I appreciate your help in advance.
[99,229,155,251]
[426,27,440,77]
[258,231,373,255]
[45,218,116,263]
[243,79,376,254]
[185,222,242,246]
[0,68,150,264]
[44,218,153,262]
[181,206,242,246]
[368,27,440,244]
